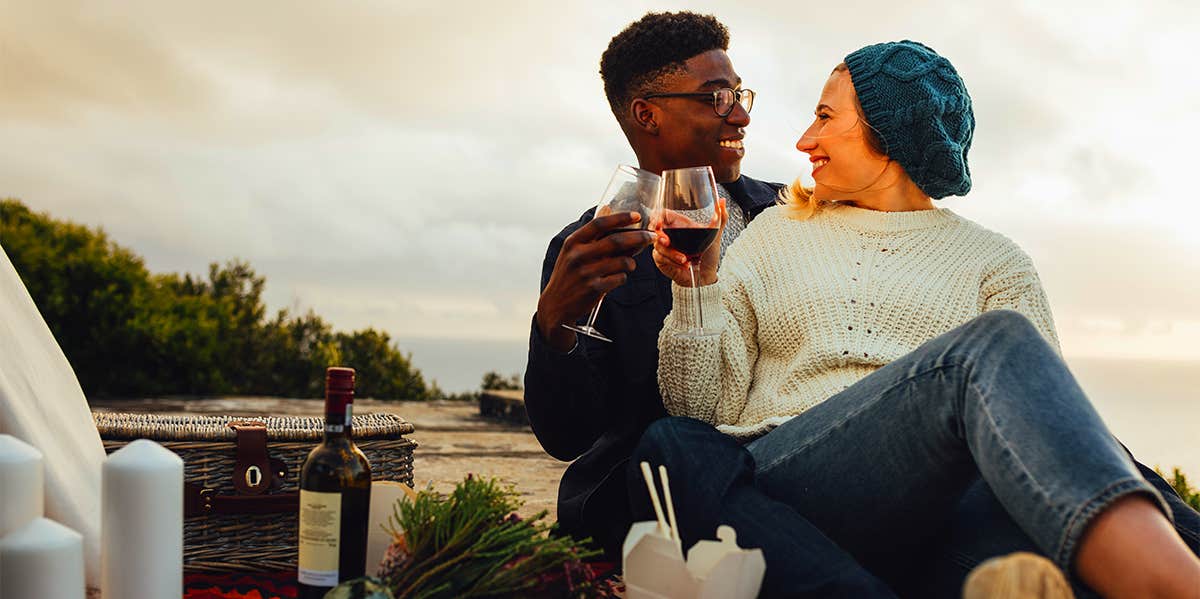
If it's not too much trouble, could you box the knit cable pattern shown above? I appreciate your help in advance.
[845,40,974,199]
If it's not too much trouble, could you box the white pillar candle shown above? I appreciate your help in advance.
[101,439,183,599]
[0,434,44,538]
[0,517,85,598]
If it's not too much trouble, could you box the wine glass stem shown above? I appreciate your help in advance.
[586,294,607,329]
[688,262,704,331]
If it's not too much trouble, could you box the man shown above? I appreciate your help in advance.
[525,10,777,558]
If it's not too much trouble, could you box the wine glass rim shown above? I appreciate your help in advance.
[661,165,715,176]
[616,163,661,180]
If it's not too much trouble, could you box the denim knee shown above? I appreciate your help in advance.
[633,416,714,466]
[954,309,1054,361]
[633,416,755,484]
[969,309,1039,340]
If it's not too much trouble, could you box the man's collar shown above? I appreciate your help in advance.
[720,175,781,214]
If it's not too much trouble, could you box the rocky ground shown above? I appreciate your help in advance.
[90,397,566,520]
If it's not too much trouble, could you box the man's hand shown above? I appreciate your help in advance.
[652,198,728,288]
[536,211,656,352]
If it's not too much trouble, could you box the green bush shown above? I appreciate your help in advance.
[482,371,523,391]
[428,371,524,402]
[1,198,430,400]
[1156,467,1200,511]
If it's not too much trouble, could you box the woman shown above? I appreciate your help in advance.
[648,41,1200,598]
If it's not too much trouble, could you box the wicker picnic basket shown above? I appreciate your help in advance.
[93,412,416,574]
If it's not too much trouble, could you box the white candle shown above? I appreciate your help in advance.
[0,517,85,598]
[0,434,44,538]
[101,439,183,599]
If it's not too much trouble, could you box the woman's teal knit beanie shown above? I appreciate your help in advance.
[844,40,974,199]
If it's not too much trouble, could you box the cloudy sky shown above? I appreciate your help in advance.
[3,0,1199,387]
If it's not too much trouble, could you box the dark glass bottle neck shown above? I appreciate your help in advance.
[324,391,354,441]
[323,417,353,442]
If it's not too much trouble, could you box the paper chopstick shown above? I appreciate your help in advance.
[658,465,680,542]
[639,461,669,534]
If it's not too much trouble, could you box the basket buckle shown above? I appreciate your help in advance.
[228,421,276,495]
[245,465,264,489]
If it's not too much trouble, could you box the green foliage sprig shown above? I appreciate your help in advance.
[372,476,603,599]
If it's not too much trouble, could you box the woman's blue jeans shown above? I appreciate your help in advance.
[631,310,1182,598]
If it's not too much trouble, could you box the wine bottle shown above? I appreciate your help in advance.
[297,367,372,598]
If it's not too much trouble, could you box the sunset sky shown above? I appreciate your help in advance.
[2,0,1198,365]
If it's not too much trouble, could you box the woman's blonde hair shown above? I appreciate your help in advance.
[780,177,824,221]
[781,63,888,220]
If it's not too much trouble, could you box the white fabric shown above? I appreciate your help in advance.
[0,242,104,586]
[659,204,1060,439]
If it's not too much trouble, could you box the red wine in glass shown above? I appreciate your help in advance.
[662,227,719,261]
[656,166,722,338]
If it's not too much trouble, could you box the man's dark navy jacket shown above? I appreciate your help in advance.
[524,175,782,559]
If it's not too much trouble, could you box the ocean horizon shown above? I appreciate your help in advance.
[400,336,1199,482]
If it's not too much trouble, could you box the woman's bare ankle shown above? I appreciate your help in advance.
[1074,494,1200,599]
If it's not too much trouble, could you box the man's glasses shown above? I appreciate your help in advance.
[642,88,755,118]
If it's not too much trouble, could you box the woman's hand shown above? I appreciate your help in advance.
[652,197,728,287]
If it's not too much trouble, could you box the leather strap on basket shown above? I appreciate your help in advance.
[181,420,297,518]
[229,421,278,495]
[185,483,298,516]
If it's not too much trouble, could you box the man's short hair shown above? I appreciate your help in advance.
[600,12,730,122]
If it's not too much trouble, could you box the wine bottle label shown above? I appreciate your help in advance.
[298,490,342,586]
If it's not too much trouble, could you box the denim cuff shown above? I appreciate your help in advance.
[1056,476,1172,575]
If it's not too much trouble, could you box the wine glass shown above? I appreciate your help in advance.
[656,166,722,338]
[562,164,661,343]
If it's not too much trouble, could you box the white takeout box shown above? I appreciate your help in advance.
[623,522,765,599]
[365,480,414,573]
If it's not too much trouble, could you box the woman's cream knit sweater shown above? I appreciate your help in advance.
[657,203,1060,440]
